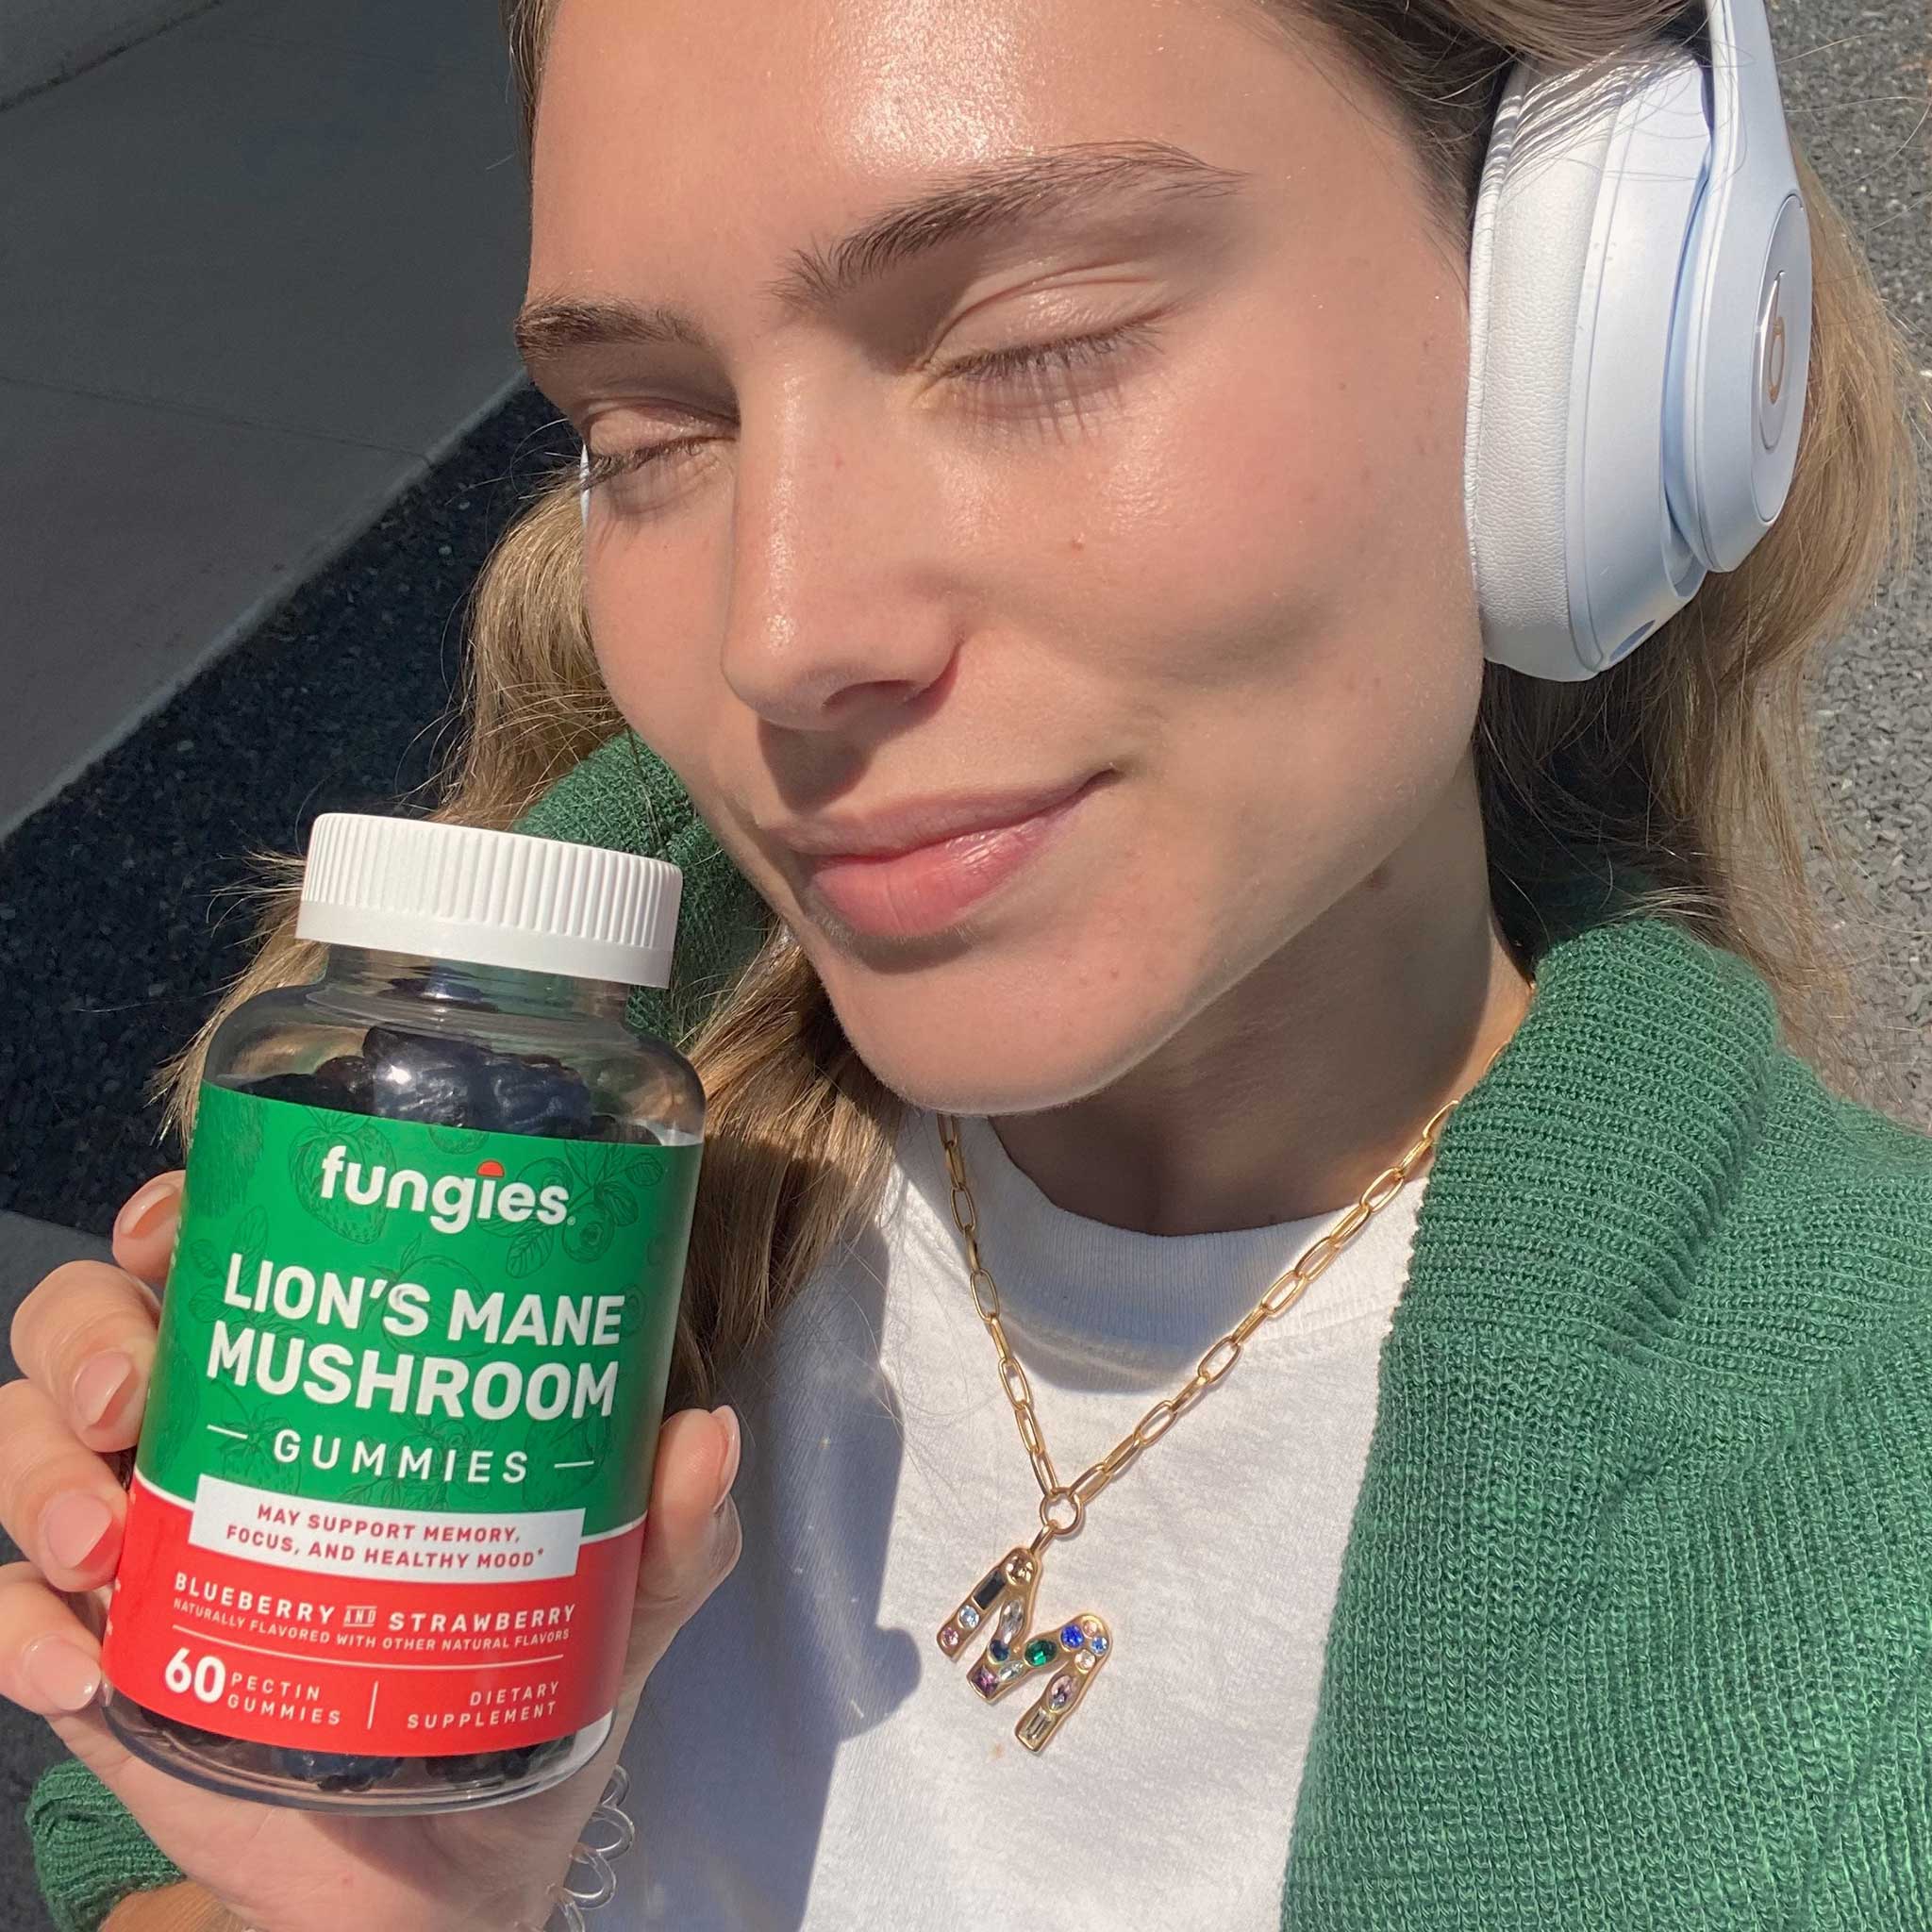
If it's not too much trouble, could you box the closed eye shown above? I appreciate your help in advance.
[941,314,1164,388]
[579,315,1163,491]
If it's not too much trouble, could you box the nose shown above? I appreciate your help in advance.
[717,388,959,732]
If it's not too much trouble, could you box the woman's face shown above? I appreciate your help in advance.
[522,0,1486,1117]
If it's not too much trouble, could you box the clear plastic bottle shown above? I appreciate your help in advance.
[98,812,705,1813]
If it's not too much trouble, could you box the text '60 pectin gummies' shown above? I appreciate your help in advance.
[98,812,704,1814]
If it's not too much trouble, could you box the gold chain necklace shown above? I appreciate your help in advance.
[930,984,1534,1754]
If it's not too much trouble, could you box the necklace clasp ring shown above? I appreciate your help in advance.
[1039,1486,1085,1540]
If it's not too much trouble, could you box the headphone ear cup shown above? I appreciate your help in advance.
[579,445,591,531]
[1467,46,1710,681]
[1466,61,1630,680]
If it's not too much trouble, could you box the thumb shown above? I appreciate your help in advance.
[614,1406,742,1706]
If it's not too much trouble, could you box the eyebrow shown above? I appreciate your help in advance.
[514,139,1253,375]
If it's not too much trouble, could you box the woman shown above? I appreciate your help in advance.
[13,0,1931,1925]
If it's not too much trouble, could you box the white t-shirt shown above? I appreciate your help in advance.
[613,1104,1427,1930]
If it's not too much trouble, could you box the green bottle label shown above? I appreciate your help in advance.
[101,1078,703,1756]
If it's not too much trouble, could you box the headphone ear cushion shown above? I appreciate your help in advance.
[1465,62,1624,672]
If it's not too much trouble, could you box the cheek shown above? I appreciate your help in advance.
[1018,291,1473,718]
[1148,354,1478,845]
[582,526,724,770]
[1176,325,1469,657]
[1030,300,1479,946]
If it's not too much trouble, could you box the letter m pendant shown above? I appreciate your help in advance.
[935,1546,1111,1753]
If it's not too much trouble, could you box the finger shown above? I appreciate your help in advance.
[0,1559,108,1724]
[0,1376,126,1597]
[8,1258,159,1452]
[614,1406,742,1704]
[109,1169,185,1295]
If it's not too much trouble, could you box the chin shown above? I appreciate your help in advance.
[793,873,1227,1118]
[830,994,1154,1120]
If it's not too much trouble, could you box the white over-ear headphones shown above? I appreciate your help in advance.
[1466,0,1808,679]
[579,0,1809,686]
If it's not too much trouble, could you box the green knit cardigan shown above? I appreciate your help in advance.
[28,727,1932,1929]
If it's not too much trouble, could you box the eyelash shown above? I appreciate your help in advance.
[579,316,1161,490]
[944,314,1162,390]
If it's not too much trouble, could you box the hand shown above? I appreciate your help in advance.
[2,1170,744,1932]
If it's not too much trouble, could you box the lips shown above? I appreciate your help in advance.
[799,773,1107,941]
[778,774,1099,861]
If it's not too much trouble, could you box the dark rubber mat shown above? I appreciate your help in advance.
[0,382,575,1238]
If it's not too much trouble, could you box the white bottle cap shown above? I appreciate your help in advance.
[294,813,682,989]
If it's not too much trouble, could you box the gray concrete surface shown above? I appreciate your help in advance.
[0,0,529,840]
[1774,0,1932,1127]
[0,1217,116,1340]
[2,0,218,108]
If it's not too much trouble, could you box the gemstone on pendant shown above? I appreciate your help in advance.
[989,1639,1008,1662]
[939,1625,960,1651]
[1059,1624,1085,1649]
[971,1664,999,1692]
[973,1571,1006,1610]
[996,1598,1025,1641]
[1074,1651,1095,1673]
[1047,1671,1075,1709]
[1090,1632,1108,1654]
[1024,1635,1058,1667]
[956,1603,980,1631]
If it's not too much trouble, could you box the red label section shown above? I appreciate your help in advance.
[102,1472,644,1755]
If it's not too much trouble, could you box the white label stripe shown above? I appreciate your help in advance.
[136,1465,645,1547]
[579,1514,649,1545]
[188,1473,584,1583]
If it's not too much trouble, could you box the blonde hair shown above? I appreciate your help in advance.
[152,0,1927,1414]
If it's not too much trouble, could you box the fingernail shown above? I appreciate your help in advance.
[74,1352,136,1430]
[23,1636,102,1712]
[42,1492,114,1573]
[710,1406,741,1513]
[113,1176,178,1245]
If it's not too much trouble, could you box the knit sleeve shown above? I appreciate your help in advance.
[26,1754,185,1932]
[1799,1648,1932,1926]
[508,725,770,1050]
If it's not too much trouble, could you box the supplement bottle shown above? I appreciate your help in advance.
[98,812,705,1813]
